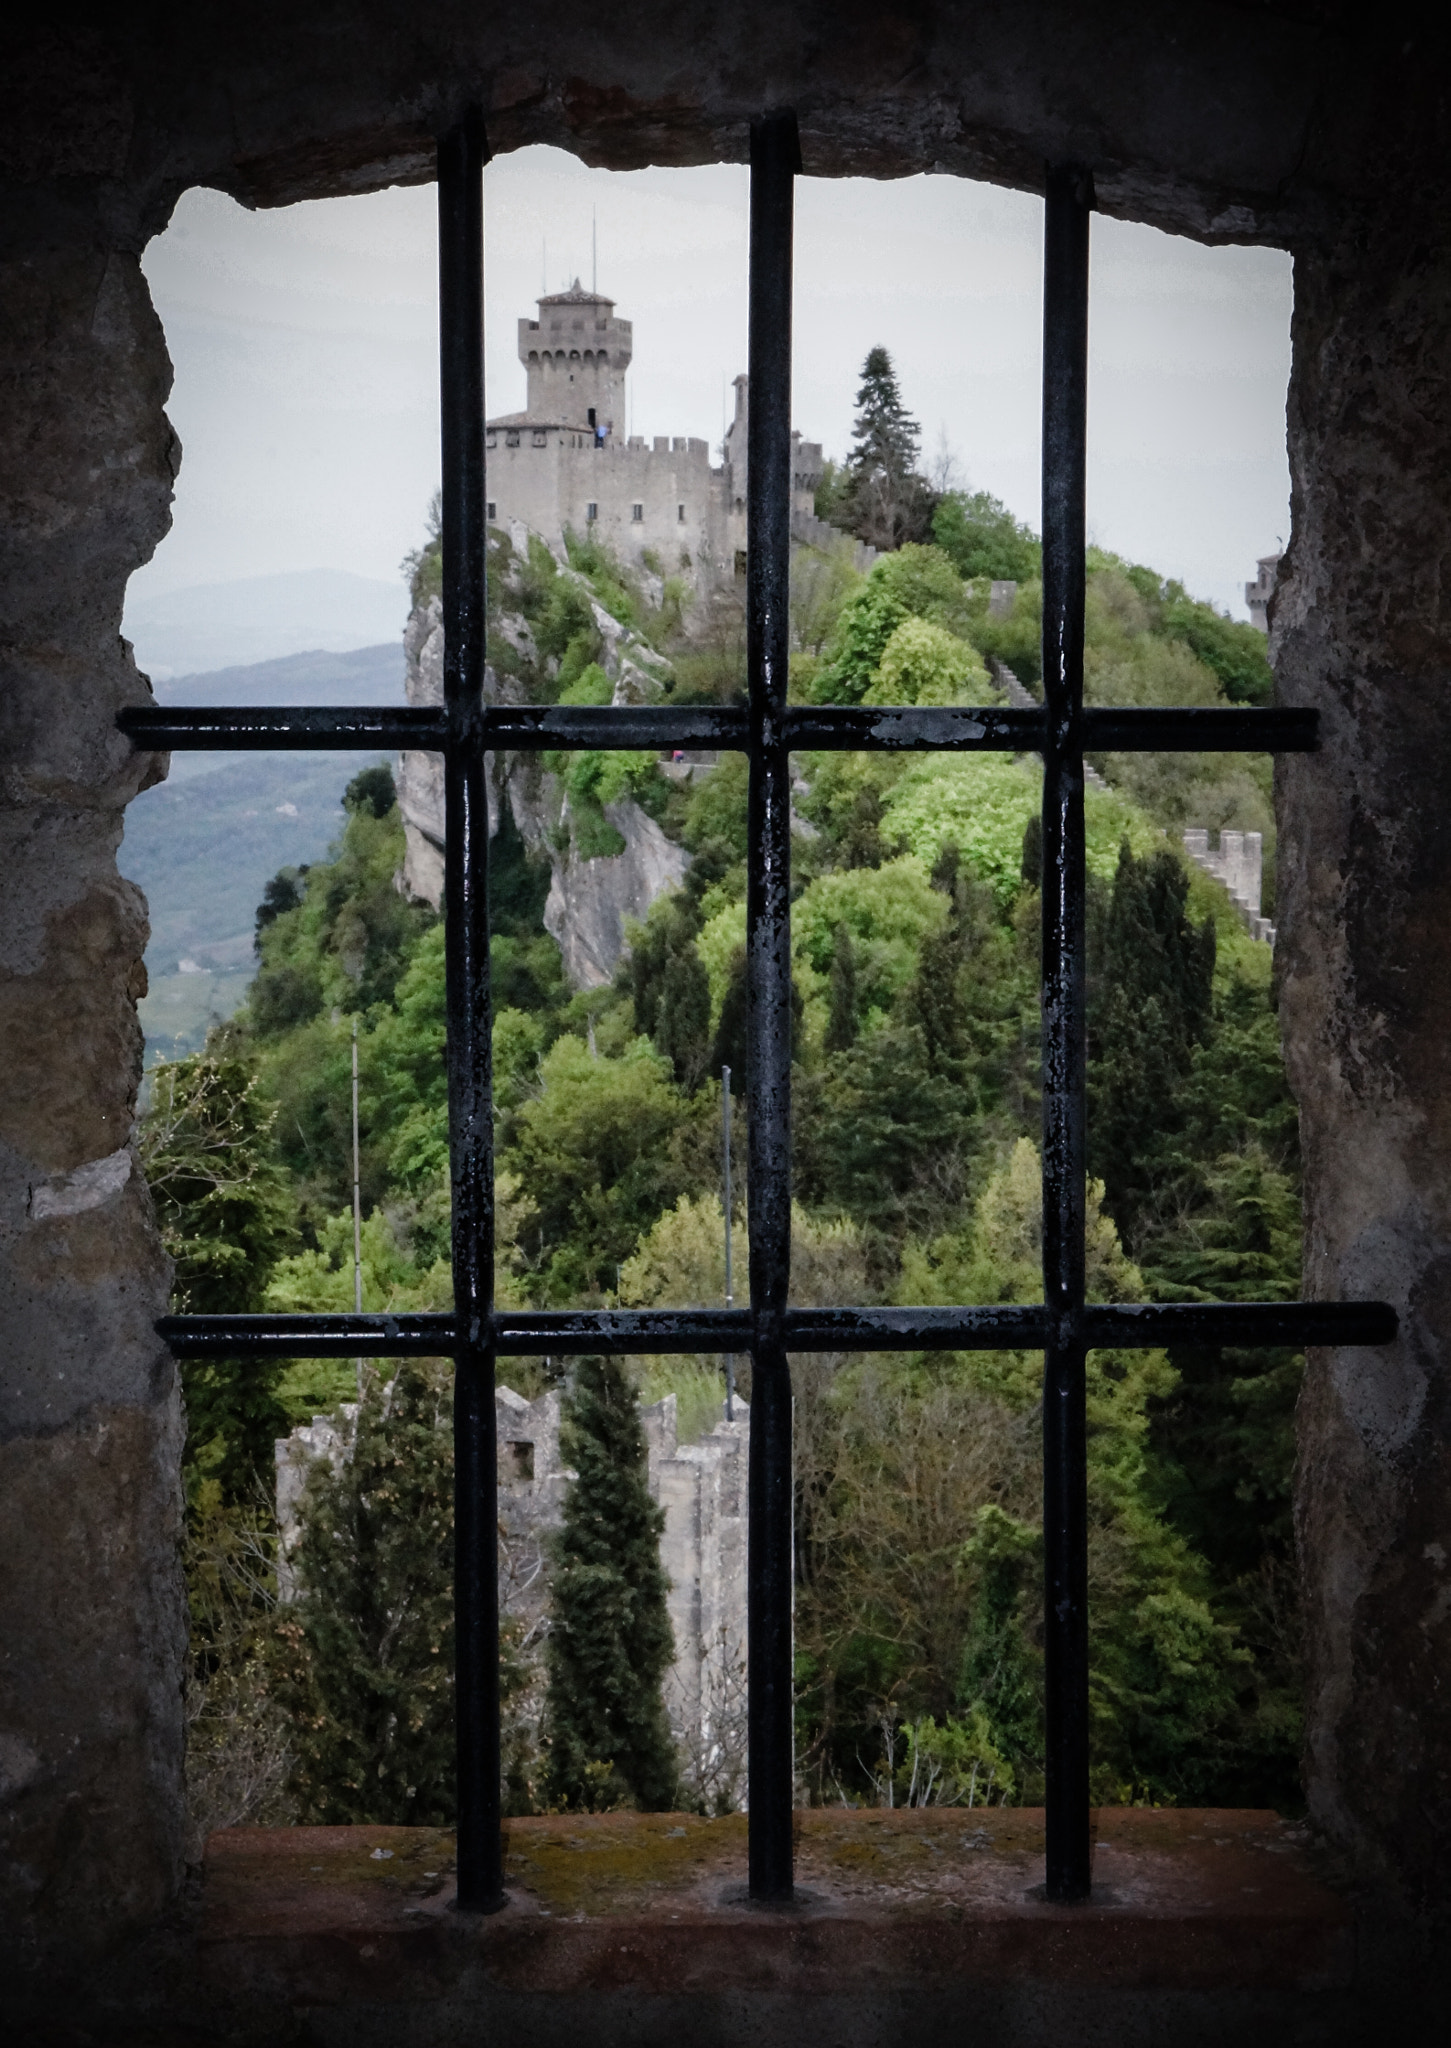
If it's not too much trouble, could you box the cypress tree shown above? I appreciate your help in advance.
[545,1356,678,1810]
[1088,840,1216,1249]
[273,1362,458,1822]
[825,922,859,1052]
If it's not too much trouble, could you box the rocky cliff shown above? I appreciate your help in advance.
[396,542,689,988]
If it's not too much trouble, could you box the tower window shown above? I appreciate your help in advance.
[587,407,596,428]
[678,503,686,522]
[586,502,598,523]
[632,502,644,522]
[487,501,496,520]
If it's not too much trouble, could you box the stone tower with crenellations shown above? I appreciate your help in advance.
[485,282,835,592]
[518,281,632,434]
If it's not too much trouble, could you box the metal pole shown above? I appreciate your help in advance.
[745,107,799,1903]
[1040,162,1092,1905]
[725,1064,737,1417]
[352,1016,363,1401]
[438,108,503,1914]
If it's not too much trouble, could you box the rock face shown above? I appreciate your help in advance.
[396,581,689,988]
[542,803,690,989]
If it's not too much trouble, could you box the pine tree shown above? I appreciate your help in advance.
[844,346,935,550]
[544,1355,678,1810]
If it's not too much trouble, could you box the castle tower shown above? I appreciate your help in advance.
[519,281,632,432]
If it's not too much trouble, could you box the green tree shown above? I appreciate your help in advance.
[270,1361,539,1822]
[843,347,936,550]
[344,762,398,820]
[863,616,989,706]
[811,544,971,705]
[1141,1147,1303,1581]
[503,1034,685,1301]
[798,1023,961,1235]
[249,786,434,1035]
[825,923,858,1052]
[628,893,712,1090]
[139,1046,292,1501]
[1088,841,1216,1250]
[931,490,1041,582]
[545,1356,677,1810]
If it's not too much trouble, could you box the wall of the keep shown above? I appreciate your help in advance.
[485,432,720,585]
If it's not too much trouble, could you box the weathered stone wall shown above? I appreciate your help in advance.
[4,0,1451,1977]
[0,228,184,1963]
[1277,217,1451,1904]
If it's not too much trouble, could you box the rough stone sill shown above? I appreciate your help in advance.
[200,1808,1351,2004]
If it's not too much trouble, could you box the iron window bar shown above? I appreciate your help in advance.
[119,112,1396,1910]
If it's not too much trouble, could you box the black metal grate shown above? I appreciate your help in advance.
[120,112,1396,1908]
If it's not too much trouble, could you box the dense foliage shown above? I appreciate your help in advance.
[154,435,1303,1821]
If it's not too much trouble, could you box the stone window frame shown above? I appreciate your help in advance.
[114,108,1398,1920]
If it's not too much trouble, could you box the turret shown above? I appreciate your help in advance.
[519,281,632,432]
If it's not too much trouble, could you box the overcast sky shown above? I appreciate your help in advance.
[128,145,1292,624]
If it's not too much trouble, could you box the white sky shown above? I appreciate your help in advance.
[129,145,1292,622]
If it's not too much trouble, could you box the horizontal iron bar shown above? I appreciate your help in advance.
[788,706,1040,750]
[117,705,449,750]
[118,702,1318,757]
[1081,705,1317,752]
[155,1297,1396,1358]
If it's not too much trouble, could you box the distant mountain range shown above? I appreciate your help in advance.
[124,568,411,679]
[120,641,408,1061]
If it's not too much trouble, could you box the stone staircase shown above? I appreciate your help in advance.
[1181,827,1276,945]
[991,660,1275,943]
[991,660,1109,790]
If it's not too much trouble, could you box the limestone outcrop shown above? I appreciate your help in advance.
[396,567,689,988]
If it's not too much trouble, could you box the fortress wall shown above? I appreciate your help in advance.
[486,432,723,586]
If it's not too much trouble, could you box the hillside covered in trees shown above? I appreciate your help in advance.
[154,422,1299,1827]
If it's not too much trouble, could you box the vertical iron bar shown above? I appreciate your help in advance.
[1040,163,1092,1904]
[745,108,799,1902]
[352,1017,363,1401]
[438,110,503,1913]
[723,1064,735,1423]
